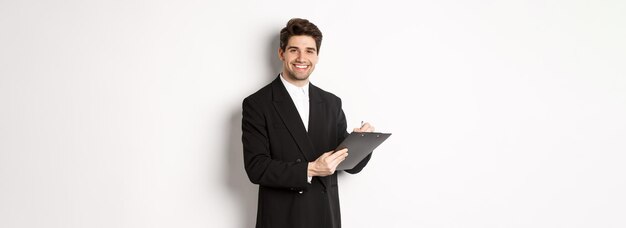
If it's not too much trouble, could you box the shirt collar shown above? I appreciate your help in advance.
[279,73,309,97]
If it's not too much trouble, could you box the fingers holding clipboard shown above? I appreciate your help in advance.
[335,132,391,170]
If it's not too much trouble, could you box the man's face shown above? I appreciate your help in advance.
[279,35,319,83]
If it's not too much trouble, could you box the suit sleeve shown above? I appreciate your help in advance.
[241,97,309,190]
[335,98,372,174]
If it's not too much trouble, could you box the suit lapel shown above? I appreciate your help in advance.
[271,77,316,161]
[272,76,330,190]
[307,83,326,157]
[308,83,330,189]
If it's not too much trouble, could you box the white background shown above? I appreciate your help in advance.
[1,0,625,227]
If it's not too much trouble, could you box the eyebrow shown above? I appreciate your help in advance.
[287,46,317,51]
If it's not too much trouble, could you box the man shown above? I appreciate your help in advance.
[241,18,374,228]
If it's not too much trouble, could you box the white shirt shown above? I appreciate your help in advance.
[279,74,309,132]
[279,74,313,185]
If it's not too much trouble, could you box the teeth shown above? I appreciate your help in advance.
[295,65,307,69]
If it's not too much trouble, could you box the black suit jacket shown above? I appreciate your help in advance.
[242,76,371,228]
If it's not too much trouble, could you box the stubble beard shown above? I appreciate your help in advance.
[284,64,313,83]
[285,70,310,82]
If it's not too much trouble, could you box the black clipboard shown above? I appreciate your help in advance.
[335,132,391,170]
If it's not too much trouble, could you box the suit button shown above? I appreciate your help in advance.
[296,159,302,162]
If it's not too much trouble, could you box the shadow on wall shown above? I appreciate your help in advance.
[224,32,281,228]
[225,109,257,228]
[267,30,282,79]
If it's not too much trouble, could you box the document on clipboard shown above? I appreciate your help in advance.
[335,132,391,170]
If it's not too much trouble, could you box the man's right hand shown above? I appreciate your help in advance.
[307,149,349,177]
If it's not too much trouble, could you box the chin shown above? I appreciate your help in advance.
[287,72,311,81]
[295,74,310,80]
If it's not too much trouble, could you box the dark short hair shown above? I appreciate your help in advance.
[279,18,323,53]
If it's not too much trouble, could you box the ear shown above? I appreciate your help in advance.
[278,48,284,61]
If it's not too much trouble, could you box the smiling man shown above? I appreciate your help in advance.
[280,34,318,85]
[241,18,375,228]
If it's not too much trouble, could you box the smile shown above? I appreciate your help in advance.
[294,64,309,70]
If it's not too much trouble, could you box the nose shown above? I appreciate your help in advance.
[295,52,305,62]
